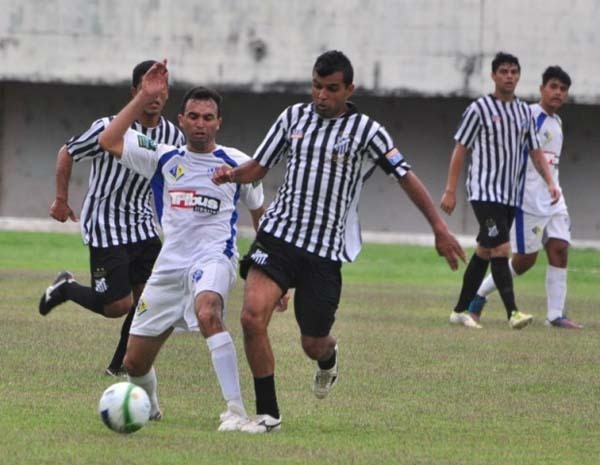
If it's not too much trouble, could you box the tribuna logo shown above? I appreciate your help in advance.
[168,190,220,214]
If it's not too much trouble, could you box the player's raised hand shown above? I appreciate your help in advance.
[141,59,168,97]
[434,228,466,271]
[212,165,235,185]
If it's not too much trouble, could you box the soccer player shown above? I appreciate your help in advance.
[441,52,561,330]
[468,66,582,329]
[99,61,267,432]
[212,50,466,433]
[39,60,185,377]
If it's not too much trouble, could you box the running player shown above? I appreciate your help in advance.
[39,60,185,376]
[213,50,465,433]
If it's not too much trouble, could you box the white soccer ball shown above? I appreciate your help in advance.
[98,382,151,434]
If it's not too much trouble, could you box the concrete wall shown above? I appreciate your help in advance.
[2,0,600,102]
[1,81,598,240]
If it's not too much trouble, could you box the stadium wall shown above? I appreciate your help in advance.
[0,82,599,240]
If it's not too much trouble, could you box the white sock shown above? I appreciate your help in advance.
[206,331,246,417]
[477,259,517,297]
[546,265,567,322]
[128,366,160,416]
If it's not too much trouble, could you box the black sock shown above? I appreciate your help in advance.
[490,257,517,319]
[318,348,336,370]
[107,305,135,369]
[254,375,280,419]
[454,253,489,311]
[63,282,105,315]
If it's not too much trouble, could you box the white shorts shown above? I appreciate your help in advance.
[130,256,237,337]
[511,210,571,254]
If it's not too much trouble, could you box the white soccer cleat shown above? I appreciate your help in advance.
[509,311,533,330]
[218,408,249,432]
[449,311,482,329]
[313,345,339,399]
[240,414,282,434]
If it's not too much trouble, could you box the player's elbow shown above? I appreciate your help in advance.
[98,132,122,158]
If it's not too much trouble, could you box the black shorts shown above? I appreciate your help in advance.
[240,231,342,338]
[88,236,161,305]
[471,201,515,248]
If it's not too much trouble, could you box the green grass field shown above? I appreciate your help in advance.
[1,231,599,465]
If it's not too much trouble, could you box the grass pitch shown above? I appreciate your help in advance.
[0,231,599,465]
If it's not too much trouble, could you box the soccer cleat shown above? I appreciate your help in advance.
[449,311,482,329]
[509,311,533,329]
[149,410,163,421]
[39,271,75,316]
[313,345,339,399]
[218,407,249,432]
[468,295,487,319]
[240,414,282,434]
[544,317,583,330]
[104,365,127,377]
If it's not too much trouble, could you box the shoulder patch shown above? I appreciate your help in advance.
[137,134,157,151]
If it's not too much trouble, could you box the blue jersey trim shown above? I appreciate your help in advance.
[213,149,241,258]
[514,207,526,254]
[150,149,183,224]
[518,112,548,207]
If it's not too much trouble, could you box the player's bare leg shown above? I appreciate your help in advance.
[239,268,283,433]
[124,329,173,420]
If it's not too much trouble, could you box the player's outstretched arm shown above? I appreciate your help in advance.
[440,143,468,215]
[99,60,168,158]
[212,159,269,185]
[399,171,466,270]
[50,145,78,222]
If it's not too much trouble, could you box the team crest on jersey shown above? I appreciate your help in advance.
[168,190,221,214]
[137,134,157,151]
[136,299,149,316]
[168,164,185,181]
[492,114,500,124]
[542,130,552,143]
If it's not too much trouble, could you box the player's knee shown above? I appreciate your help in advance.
[240,306,268,336]
[104,296,133,318]
[301,337,329,361]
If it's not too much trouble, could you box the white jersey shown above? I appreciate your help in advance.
[519,103,567,216]
[121,129,264,271]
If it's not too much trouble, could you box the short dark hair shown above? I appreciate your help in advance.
[313,50,354,86]
[180,86,223,116]
[132,60,158,88]
[542,65,572,88]
[491,52,520,73]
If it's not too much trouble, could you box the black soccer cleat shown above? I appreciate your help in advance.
[39,271,75,316]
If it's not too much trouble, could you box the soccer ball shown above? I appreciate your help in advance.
[98,382,151,434]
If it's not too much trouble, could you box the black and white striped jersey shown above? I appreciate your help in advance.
[67,116,185,247]
[254,102,411,262]
[455,94,540,206]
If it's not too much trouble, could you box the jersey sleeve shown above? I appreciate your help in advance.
[454,103,481,149]
[66,117,108,162]
[365,124,411,179]
[253,107,292,168]
[239,181,264,211]
[526,110,542,151]
[120,129,161,178]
